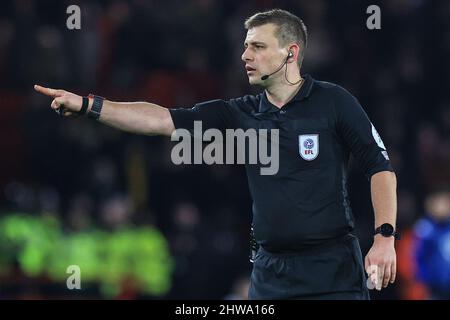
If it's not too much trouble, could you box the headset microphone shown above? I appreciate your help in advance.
[261,52,293,81]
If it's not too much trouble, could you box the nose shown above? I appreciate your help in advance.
[241,48,252,62]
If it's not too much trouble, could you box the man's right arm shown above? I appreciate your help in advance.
[95,100,175,136]
[34,85,175,137]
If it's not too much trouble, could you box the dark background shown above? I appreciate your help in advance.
[0,0,449,300]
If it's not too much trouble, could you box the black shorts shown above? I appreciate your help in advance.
[248,234,370,300]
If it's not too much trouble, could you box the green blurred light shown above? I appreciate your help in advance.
[0,213,173,297]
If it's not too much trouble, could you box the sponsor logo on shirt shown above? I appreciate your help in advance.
[299,134,319,161]
[371,123,386,150]
[371,123,390,160]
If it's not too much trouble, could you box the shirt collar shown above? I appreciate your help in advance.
[258,74,315,113]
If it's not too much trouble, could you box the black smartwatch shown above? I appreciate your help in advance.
[374,223,401,240]
[87,94,104,120]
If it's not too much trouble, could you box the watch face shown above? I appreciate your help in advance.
[380,223,394,236]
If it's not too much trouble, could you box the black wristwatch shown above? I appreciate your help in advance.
[87,94,104,120]
[374,223,401,240]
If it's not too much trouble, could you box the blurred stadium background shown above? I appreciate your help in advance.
[0,0,449,300]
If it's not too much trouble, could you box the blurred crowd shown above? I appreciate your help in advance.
[0,0,449,299]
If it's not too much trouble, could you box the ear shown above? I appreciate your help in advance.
[287,44,300,63]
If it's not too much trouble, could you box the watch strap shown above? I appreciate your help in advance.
[87,94,104,120]
[78,96,89,115]
[374,224,401,240]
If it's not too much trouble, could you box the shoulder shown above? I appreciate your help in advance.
[312,79,357,101]
[186,94,261,114]
[312,79,364,119]
[227,94,262,113]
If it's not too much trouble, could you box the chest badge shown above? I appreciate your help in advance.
[299,134,319,161]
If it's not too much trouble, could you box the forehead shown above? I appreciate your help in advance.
[245,23,279,46]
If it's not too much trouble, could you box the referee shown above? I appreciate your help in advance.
[34,9,398,300]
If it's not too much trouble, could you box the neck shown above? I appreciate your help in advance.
[265,73,304,108]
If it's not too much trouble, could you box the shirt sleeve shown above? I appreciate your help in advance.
[333,86,394,178]
[169,99,236,133]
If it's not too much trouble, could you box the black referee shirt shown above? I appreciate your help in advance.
[169,74,393,252]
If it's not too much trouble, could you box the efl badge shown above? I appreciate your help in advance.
[299,134,319,161]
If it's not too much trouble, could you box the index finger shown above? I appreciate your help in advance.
[34,85,63,98]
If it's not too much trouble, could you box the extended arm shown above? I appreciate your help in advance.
[34,85,175,136]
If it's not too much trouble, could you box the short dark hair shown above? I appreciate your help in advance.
[244,9,308,66]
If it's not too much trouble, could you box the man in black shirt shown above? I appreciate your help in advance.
[35,9,398,299]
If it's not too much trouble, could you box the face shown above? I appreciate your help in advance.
[242,23,287,85]
[426,192,450,221]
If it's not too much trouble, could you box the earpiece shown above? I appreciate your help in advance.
[261,51,294,81]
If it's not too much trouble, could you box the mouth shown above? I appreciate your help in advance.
[245,65,256,73]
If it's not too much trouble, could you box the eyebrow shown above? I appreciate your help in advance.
[244,41,267,47]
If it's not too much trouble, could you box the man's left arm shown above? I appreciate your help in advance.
[333,86,397,291]
[366,170,397,290]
